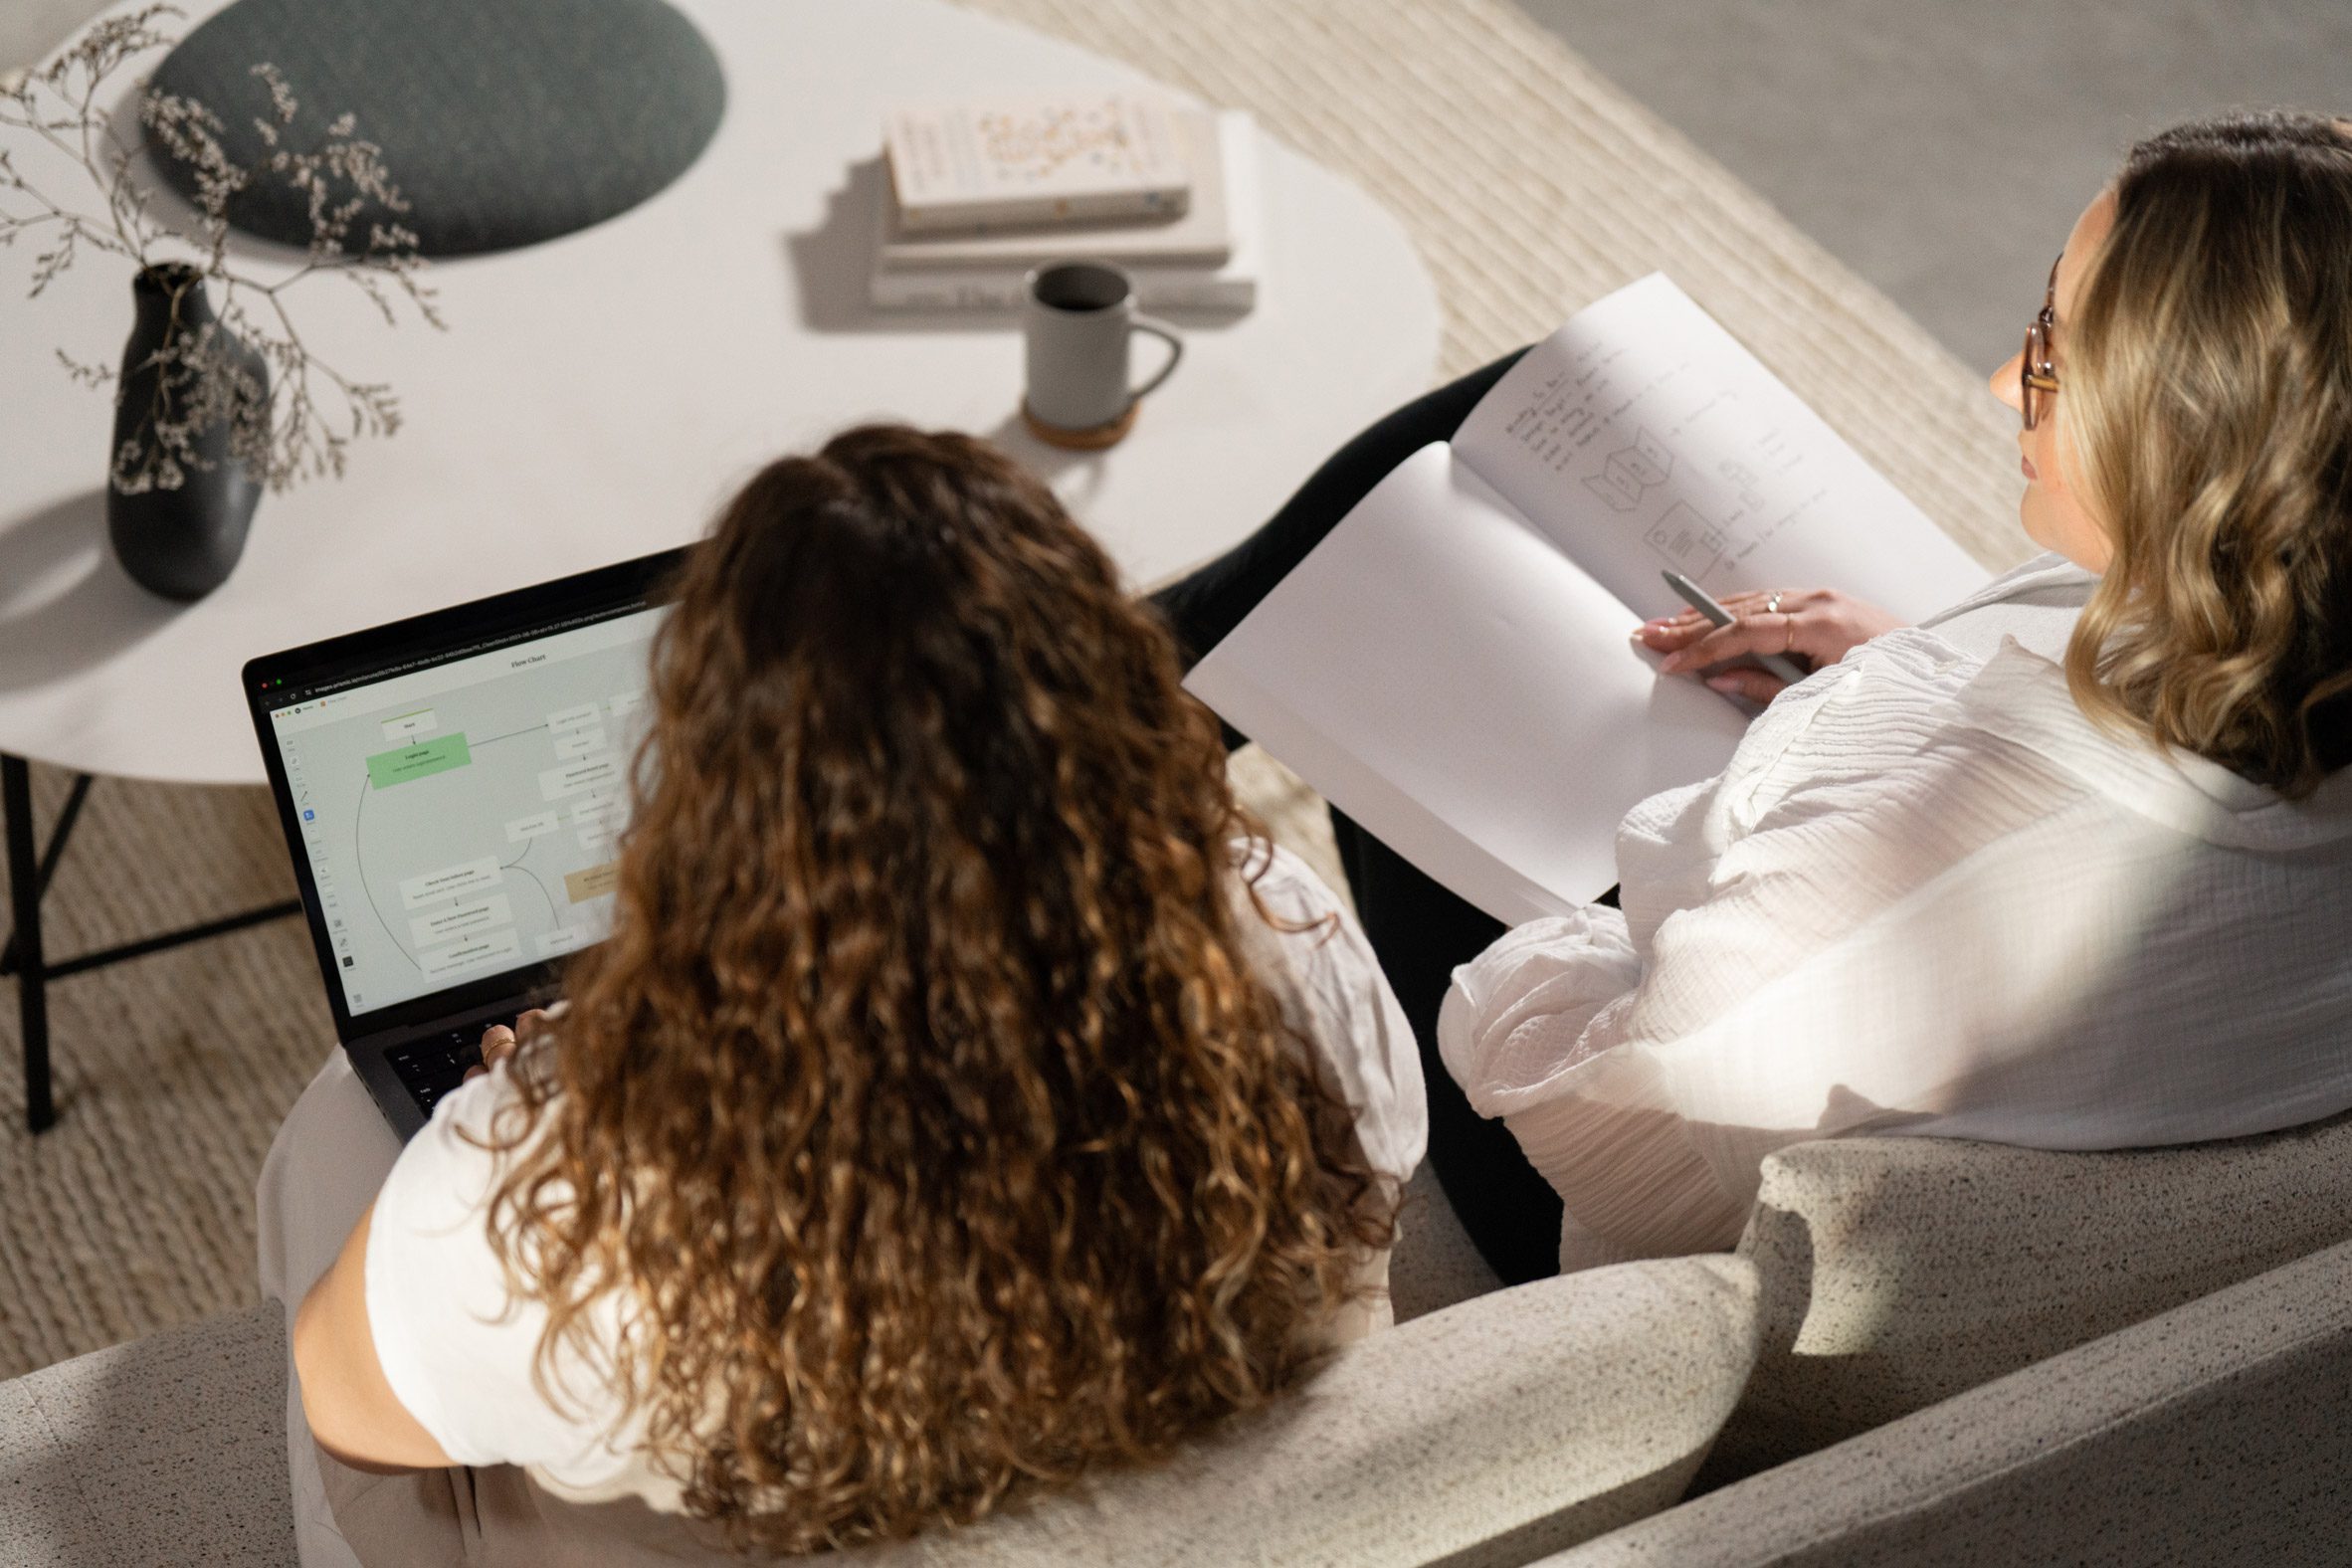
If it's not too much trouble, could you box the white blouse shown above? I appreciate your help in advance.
[363,843,1423,1509]
[1438,550,2352,1271]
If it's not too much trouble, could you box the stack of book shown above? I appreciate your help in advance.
[870,92,1261,312]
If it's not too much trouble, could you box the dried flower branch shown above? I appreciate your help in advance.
[0,4,442,492]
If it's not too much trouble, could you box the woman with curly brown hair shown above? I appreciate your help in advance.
[258,426,1424,1565]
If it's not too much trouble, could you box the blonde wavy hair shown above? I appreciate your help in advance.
[478,426,1397,1552]
[2063,110,2352,799]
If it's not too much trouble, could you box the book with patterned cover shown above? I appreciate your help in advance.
[869,112,1260,312]
[879,106,1230,270]
[884,93,1194,235]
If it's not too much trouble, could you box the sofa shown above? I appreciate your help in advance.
[1543,1230,2352,1567]
[6,1122,2351,1565]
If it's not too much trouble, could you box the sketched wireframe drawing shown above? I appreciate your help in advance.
[1644,500,1729,578]
[1583,426,1674,512]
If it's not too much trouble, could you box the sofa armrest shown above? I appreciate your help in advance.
[0,1302,294,1568]
[1711,1110,2352,1476]
[1535,1234,2352,1567]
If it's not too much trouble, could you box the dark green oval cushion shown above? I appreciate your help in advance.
[146,0,725,257]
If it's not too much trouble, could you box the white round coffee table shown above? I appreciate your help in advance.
[0,0,1440,1127]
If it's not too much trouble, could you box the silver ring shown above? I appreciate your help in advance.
[1764,591,1784,616]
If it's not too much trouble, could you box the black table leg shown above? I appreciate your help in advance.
[2,752,301,1134]
[3,754,52,1132]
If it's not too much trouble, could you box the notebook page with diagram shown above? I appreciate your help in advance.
[1451,273,1989,626]
[1184,274,1993,926]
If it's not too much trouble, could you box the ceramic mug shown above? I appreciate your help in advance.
[1021,261,1184,449]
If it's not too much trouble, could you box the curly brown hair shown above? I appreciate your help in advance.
[2064,110,2352,798]
[477,425,1397,1552]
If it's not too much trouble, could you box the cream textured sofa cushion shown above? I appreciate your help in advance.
[330,1256,1763,1568]
[0,1253,1752,1568]
[849,1256,1762,1568]
[0,1303,293,1568]
[1706,1107,2352,1478]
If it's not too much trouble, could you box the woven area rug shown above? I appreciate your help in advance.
[0,0,2030,1379]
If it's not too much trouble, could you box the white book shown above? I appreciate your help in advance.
[869,114,1261,313]
[884,93,1192,235]
[1184,275,1993,926]
[878,106,1232,271]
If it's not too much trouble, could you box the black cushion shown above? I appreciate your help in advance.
[147,0,725,257]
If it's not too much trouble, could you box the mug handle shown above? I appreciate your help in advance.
[1127,316,1185,402]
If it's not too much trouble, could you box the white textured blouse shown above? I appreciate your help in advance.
[1438,550,2352,1271]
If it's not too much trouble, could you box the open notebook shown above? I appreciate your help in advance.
[1184,274,1992,926]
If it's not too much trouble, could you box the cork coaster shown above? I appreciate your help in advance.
[1023,400,1140,450]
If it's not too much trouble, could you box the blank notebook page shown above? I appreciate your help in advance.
[1186,442,1750,925]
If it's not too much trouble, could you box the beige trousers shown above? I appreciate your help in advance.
[257,1052,733,1568]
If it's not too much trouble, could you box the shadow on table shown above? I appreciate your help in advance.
[783,157,999,336]
[782,156,1254,339]
[983,408,1113,502]
[0,489,179,692]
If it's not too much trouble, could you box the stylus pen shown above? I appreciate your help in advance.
[1660,569,1812,686]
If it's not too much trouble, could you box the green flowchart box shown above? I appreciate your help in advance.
[366,733,472,788]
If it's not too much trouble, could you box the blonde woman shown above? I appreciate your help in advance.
[1156,111,2352,1279]
[1442,110,2352,1270]
[258,427,1423,1565]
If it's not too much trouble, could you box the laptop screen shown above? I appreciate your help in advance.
[260,604,665,1019]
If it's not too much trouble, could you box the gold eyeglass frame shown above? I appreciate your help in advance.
[2022,255,2061,431]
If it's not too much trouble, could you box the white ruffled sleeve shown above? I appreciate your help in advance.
[1436,905,1642,1116]
[1433,663,1888,1271]
[1437,908,1752,1271]
[1434,752,1746,1130]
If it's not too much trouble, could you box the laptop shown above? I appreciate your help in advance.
[243,547,686,1140]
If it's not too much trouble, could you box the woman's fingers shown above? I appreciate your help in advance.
[1634,588,1907,694]
[466,1008,553,1080]
[1705,667,1789,703]
[1632,613,1736,653]
[1633,591,1806,651]
[467,1023,518,1081]
[1655,613,1791,673]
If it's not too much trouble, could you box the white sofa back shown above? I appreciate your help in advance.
[1541,1232,2352,1566]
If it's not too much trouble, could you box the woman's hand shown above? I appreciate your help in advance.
[1632,588,1908,703]
[465,1008,553,1081]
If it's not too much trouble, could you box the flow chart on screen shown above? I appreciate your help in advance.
[270,622,658,1015]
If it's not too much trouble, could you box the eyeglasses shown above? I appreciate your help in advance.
[2021,255,2060,431]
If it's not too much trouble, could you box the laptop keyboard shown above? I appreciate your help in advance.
[385,1020,511,1118]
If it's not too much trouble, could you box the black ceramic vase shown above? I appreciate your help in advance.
[106,263,268,601]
